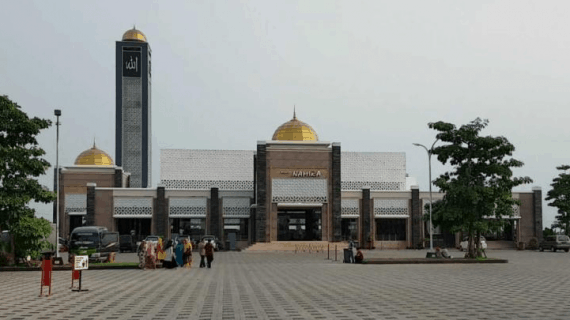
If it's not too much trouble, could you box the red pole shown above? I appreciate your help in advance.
[335,245,337,261]
[328,243,330,260]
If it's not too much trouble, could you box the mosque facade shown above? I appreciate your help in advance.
[54,28,544,250]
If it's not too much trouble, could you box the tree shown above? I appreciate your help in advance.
[11,216,53,259]
[428,118,532,258]
[0,96,55,261]
[545,165,570,236]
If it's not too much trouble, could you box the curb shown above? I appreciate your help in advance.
[362,258,508,264]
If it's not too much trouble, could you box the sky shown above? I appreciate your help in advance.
[1,1,568,228]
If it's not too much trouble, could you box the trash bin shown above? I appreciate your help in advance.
[343,248,351,263]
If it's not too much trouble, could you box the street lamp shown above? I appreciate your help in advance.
[413,139,438,251]
[54,109,61,259]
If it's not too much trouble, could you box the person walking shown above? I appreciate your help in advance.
[198,238,206,268]
[204,240,214,269]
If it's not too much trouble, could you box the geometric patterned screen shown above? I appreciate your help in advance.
[114,197,153,218]
[272,179,328,203]
[223,197,251,218]
[122,77,143,188]
[374,199,409,218]
[160,149,254,190]
[341,199,359,217]
[341,152,406,191]
[169,197,207,218]
[65,193,87,215]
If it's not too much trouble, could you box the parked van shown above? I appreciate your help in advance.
[69,226,119,261]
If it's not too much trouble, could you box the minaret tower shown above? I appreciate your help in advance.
[115,27,151,187]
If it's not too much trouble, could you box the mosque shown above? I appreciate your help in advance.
[54,28,544,250]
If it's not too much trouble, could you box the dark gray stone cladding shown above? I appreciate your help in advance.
[155,186,167,237]
[255,144,267,242]
[332,144,342,241]
[114,169,123,187]
[86,184,96,226]
[533,188,543,241]
[361,188,370,245]
[411,188,421,248]
[210,187,220,239]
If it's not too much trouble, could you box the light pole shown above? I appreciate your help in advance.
[413,139,438,251]
[54,109,61,258]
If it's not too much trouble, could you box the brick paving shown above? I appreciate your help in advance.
[1,249,569,320]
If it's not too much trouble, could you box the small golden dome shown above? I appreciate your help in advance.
[272,111,319,141]
[122,27,147,42]
[74,143,114,166]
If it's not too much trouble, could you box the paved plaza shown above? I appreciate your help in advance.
[1,249,569,320]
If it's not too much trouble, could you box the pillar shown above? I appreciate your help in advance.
[360,187,371,246]
[533,186,543,241]
[255,142,267,242]
[411,185,422,248]
[210,187,220,239]
[331,142,342,242]
[155,185,168,237]
[86,183,96,226]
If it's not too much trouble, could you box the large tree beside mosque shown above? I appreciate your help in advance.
[428,118,532,258]
[0,95,55,261]
[546,165,570,236]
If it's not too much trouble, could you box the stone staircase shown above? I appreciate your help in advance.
[486,240,516,250]
[244,241,346,252]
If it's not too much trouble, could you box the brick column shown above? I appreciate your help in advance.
[331,142,342,242]
[86,183,96,226]
[360,187,371,246]
[411,186,422,248]
[255,142,267,242]
[210,187,220,239]
[155,186,167,237]
[114,168,123,187]
[533,186,543,241]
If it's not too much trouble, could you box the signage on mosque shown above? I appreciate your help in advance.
[291,170,322,177]
[122,51,141,78]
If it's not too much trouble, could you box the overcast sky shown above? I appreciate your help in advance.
[1,1,567,228]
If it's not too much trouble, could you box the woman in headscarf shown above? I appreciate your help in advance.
[183,238,192,268]
[163,239,177,269]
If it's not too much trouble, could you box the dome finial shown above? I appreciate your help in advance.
[93,137,96,148]
[293,105,296,119]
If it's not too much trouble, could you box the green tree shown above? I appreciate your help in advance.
[429,118,532,258]
[0,96,55,261]
[12,216,53,259]
[545,165,570,236]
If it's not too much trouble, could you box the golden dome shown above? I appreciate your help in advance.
[74,143,114,166]
[122,27,147,42]
[272,111,319,141]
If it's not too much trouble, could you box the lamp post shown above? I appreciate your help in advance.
[413,139,438,251]
[54,109,61,259]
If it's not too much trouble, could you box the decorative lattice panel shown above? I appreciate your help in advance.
[341,152,406,191]
[512,204,521,218]
[223,197,251,217]
[341,199,359,217]
[224,218,241,225]
[169,197,207,218]
[160,150,253,190]
[374,199,409,217]
[162,180,253,190]
[272,179,327,203]
[114,197,153,217]
[65,194,86,215]
[122,77,143,187]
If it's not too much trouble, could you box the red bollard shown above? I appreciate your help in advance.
[71,269,80,289]
[335,245,337,261]
[39,257,53,296]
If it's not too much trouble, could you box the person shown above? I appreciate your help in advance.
[175,239,185,267]
[355,249,364,264]
[183,239,192,268]
[348,240,355,263]
[441,248,452,259]
[204,239,214,268]
[163,240,177,269]
[435,247,443,258]
[198,238,206,268]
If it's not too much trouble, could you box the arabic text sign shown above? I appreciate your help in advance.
[74,255,89,270]
[122,51,141,77]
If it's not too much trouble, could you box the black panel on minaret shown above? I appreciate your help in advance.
[116,27,151,188]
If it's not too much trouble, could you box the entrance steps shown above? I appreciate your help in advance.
[486,240,516,250]
[244,241,343,252]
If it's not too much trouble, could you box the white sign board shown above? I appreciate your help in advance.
[74,255,89,270]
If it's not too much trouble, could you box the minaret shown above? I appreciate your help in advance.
[115,27,151,188]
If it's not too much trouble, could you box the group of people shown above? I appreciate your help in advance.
[138,237,215,270]
[347,240,364,264]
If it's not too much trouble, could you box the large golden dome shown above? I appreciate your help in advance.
[272,111,319,141]
[74,143,114,166]
[122,27,147,42]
